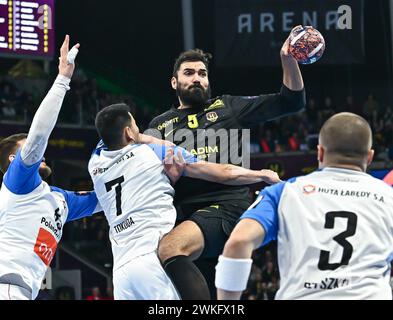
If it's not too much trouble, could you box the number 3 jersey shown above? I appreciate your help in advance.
[242,167,393,300]
[0,151,100,299]
[89,143,196,271]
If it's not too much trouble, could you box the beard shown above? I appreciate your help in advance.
[39,164,52,180]
[177,83,211,109]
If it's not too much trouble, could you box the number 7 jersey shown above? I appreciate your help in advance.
[89,143,196,271]
[242,167,393,299]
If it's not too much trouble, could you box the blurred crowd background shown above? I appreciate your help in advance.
[1,0,393,299]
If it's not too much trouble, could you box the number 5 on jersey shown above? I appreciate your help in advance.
[105,176,125,216]
[187,114,199,129]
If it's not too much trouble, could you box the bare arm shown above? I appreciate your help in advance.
[163,148,185,185]
[217,219,265,300]
[138,133,175,147]
[21,35,79,166]
[184,161,281,185]
[280,26,304,91]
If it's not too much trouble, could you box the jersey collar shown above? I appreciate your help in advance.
[322,166,369,177]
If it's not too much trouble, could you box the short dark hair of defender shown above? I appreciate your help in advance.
[95,103,132,150]
[319,112,373,171]
[172,49,213,78]
[0,133,28,174]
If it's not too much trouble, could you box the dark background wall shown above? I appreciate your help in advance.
[51,0,393,109]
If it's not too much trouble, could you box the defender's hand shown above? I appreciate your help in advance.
[260,169,281,185]
[164,149,185,185]
[58,35,80,79]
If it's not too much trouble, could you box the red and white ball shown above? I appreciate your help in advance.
[288,26,325,65]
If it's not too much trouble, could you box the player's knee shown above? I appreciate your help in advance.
[158,237,187,262]
[158,238,175,262]
[158,235,201,262]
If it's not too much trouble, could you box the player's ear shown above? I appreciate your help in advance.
[125,126,138,144]
[317,145,324,163]
[124,126,133,142]
[171,77,177,90]
[367,149,374,166]
[8,154,16,163]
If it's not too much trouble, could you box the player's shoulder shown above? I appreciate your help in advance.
[366,174,393,195]
[207,95,228,105]
[50,186,94,200]
[152,109,176,121]
[205,94,264,112]
[218,94,260,102]
[286,172,314,184]
[89,141,106,169]
[202,96,233,113]
[259,178,296,199]
[149,109,179,128]
[91,140,107,157]
[282,169,333,188]
[268,173,315,197]
[256,174,317,209]
[289,168,393,193]
[49,185,69,203]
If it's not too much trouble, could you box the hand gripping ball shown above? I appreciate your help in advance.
[288,26,325,65]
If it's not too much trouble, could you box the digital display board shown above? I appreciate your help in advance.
[0,0,54,59]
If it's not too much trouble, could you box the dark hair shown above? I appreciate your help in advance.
[172,49,212,78]
[0,133,28,173]
[319,112,372,168]
[95,103,132,150]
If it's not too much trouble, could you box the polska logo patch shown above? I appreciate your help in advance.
[206,112,218,123]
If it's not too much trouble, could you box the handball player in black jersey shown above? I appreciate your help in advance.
[148,27,306,299]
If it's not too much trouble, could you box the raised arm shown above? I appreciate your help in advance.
[21,35,80,166]
[281,26,304,91]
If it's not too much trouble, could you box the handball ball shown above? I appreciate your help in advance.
[288,26,325,64]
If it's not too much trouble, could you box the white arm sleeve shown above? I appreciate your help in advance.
[21,75,71,166]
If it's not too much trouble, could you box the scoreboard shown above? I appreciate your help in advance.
[0,0,54,59]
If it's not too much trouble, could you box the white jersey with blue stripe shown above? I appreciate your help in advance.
[242,167,393,300]
[0,151,100,299]
[89,143,197,271]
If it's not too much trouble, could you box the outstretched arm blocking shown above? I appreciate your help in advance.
[21,35,80,166]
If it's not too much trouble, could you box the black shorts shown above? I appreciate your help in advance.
[175,200,251,258]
